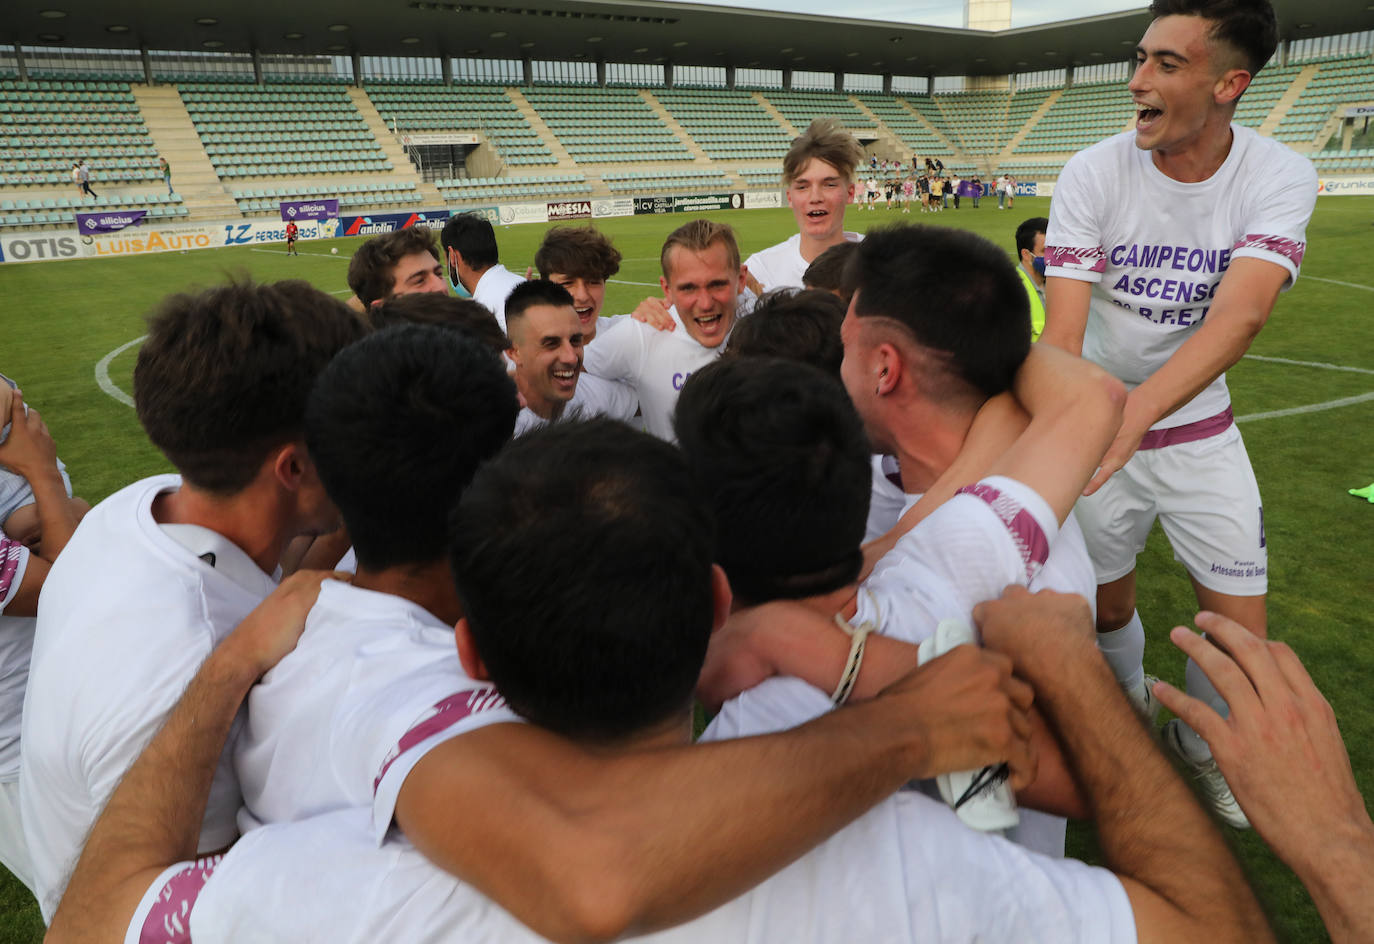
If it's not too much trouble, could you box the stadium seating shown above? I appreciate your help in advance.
[522,87,692,162]
[852,94,952,163]
[931,89,1013,156]
[1014,80,1133,154]
[364,83,557,166]
[181,81,391,178]
[600,167,736,193]
[654,88,792,161]
[0,191,187,229]
[230,181,420,216]
[1234,64,1303,129]
[0,80,160,188]
[762,89,875,131]
[437,173,591,203]
[1274,57,1374,144]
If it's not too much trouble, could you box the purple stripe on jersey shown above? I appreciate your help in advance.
[1138,407,1233,451]
[1043,245,1107,273]
[140,854,223,944]
[1234,234,1306,268]
[373,687,509,795]
[0,538,23,609]
[955,483,1049,582]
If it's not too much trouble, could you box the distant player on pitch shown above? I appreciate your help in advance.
[1041,0,1317,829]
[285,221,299,257]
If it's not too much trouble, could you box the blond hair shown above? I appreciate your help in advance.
[782,118,864,185]
[660,218,740,279]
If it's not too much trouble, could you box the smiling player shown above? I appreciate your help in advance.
[505,280,637,436]
[744,119,864,293]
[582,219,747,441]
[1041,0,1316,829]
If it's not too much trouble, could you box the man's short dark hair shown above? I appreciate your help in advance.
[346,226,440,308]
[1148,0,1277,75]
[846,224,1030,400]
[369,293,508,354]
[802,242,859,299]
[1015,217,1049,258]
[724,289,845,378]
[533,226,621,281]
[307,325,517,571]
[504,279,576,327]
[675,358,869,606]
[134,279,366,494]
[449,418,715,742]
[440,213,500,270]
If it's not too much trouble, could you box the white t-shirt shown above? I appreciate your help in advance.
[133,773,1134,944]
[0,535,32,781]
[235,579,518,839]
[472,263,527,332]
[743,231,862,293]
[513,373,639,437]
[581,305,735,441]
[707,476,1088,857]
[864,454,907,543]
[21,475,278,920]
[1044,124,1316,430]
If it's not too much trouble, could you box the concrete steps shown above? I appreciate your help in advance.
[130,84,239,220]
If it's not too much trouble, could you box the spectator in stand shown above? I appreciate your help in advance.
[158,156,173,196]
[77,161,97,200]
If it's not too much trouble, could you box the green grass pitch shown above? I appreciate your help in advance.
[2,196,1372,942]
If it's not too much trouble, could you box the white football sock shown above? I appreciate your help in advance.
[1175,656,1231,762]
[1096,611,1146,694]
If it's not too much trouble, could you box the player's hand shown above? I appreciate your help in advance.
[974,586,1096,684]
[695,609,780,714]
[632,296,675,332]
[744,271,764,298]
[523,265,535,280]
[0,389,59,480]
[876,644,1037,790]
[1082,390,1152,495]
[219,570,351,677]
[1153,613,1373,872]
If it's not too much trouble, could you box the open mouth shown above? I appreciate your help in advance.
[551,367,577,390]
[1137,106,1163,126]
[695,314,722,328]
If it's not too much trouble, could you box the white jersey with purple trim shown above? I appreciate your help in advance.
[0,535,32,783]
[864,454,907,542]
[705,476,1072,856]
[152,793,1134,944]
[235,579,518,839]
[705,476,1058,735]
[513,373,639,437]
[581,296,754,442]
[1044,124,1316,430]
[21,475,277,922]
[743,232,862,293]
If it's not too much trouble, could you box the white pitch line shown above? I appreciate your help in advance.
[249,248,347,260]
[1303,275,1374,292]
[94,334,146,408]
[1237,391,1374,422]
[1243,354,1374,377]
[608,278,661,287]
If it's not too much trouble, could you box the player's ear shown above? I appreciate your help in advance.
[659,274,671,297]
[709,564,734,632]
[455,618,491,681]
[271,441,308,491]
[1214,68,1251,106]
[736,264,748,294]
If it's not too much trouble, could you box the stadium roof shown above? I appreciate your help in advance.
[6,0,1373,78]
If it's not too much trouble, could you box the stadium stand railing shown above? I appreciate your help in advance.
[437,173,591,203]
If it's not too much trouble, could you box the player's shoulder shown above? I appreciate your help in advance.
[1232,124,1316,180]
[1062,131,1135,176]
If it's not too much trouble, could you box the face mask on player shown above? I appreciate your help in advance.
[447,255,472,298]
